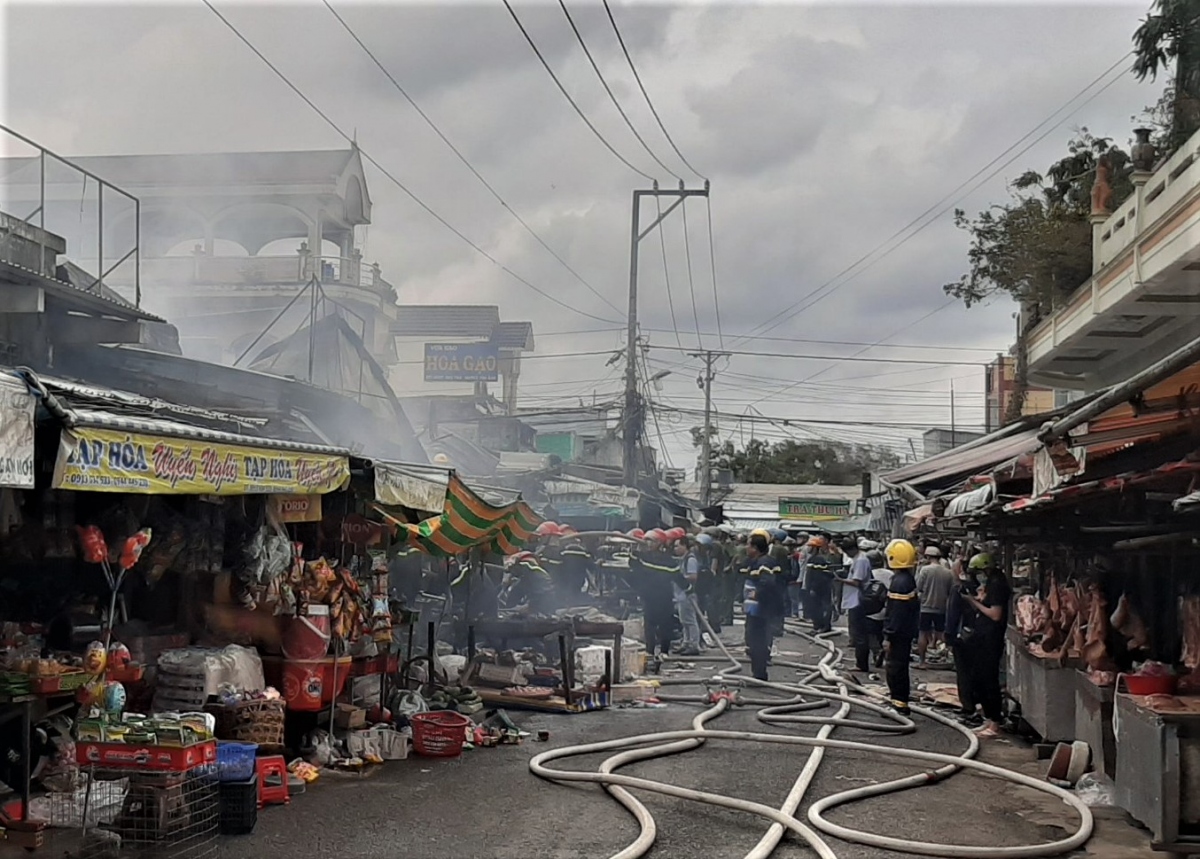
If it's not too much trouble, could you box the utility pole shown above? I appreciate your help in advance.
[950,379,956,448]
[623,181,709,488]
[689,349,729,506]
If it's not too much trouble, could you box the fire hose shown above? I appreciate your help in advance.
[529,600,1094,859]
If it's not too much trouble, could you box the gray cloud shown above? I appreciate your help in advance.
[3,1,1159,461]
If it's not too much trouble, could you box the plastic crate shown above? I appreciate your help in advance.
[76,740,216,772]
[218,775,258,835]
[217,741,258,782]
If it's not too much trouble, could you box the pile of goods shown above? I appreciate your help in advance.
[426,686,482,715]
[280,557,370,642]
[76,711,215,747]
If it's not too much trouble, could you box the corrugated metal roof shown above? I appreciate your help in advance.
[883,423,1044,491]
[491,321,534,351]
[68,407,349,455]
[391,305,500,337]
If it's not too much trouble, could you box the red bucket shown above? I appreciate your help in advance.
[1119,672,1177,696]
[411,711,471,757]
[273,656,352,712]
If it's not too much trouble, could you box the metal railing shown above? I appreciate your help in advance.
[0,124,141,307]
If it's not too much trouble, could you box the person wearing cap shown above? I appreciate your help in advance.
[741,532,786,680]
[836,537,875,674]
[915,545,956,669]
[961,552,1010,738]
[558,533,595,607]
[882,539,921,715]
[865,548,891,670]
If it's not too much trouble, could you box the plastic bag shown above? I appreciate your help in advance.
[1075,772,1116,806]
[301,728,335,767]
[390,690,428,719]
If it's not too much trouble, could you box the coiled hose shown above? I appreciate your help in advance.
[529,603,1093,859]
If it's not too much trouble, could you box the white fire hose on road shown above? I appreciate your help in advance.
[529,601,1094,859]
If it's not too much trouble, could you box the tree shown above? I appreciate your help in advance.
[692,434,901,485]
[1133,0,1200,154]
[943,131,1133,311]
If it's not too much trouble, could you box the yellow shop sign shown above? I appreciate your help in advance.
[53,427,349,496]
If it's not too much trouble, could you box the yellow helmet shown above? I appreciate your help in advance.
[885,539,918,570]
[750,528,771,540]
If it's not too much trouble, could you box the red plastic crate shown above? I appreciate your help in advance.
[77,740,216,772]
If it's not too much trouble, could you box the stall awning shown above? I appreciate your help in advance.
[375,474,541,556]
[823,513,871,534]
[1002,458,1200,514]
[883,422,1046,493]
[943,482,996,518]
[373,460,451,513]
[52,415,350,495]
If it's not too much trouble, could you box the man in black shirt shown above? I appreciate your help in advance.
[963,553,1010,738]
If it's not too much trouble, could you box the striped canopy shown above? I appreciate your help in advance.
[376,474,541,556]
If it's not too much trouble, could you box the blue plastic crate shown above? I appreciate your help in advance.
[216,741,258,782]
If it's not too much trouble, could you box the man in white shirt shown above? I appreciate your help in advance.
[837,538,875,672]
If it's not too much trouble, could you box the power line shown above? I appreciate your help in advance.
[321,0,622,317]
[646,343,983,367]
[705,195,724,348]
[557,0,679,182]
[681,198,703,348]
[728,51,1135,346]
[601,0,704,181]
[654,192,684,349]
[202,0,619,325]
[502,0,655,182]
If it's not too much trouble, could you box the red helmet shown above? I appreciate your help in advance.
[535,521,561,537]
[645,528,668,543]
[628,528,646,540]
[666,527,687,541]
[559,525,578,536]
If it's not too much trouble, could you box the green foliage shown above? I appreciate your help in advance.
[1133,0,1200,152]
[943,131,1132,310]
[692,433,900,485]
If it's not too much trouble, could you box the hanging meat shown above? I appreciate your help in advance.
[1111,593,1150,652]
[1180,595,1200,670]
[1082,584,1117,672]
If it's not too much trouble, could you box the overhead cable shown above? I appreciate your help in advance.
[202,0,619,325]
[729,51,1135,345]
[322,0,622,316]
[502,0,656,182]
[557,0,680,182]
[602,0,705,181]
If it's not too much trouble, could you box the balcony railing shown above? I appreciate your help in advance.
[134,252,384,290]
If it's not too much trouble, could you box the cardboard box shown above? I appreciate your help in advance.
[334,704,366,730]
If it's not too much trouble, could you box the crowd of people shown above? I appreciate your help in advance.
[395,521,1011,739]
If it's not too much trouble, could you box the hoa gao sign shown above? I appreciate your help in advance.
[53,427,349,495]
[779,497,854,521]
[424,342,499,383]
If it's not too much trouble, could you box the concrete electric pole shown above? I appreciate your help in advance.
[622,182,709,488]
[690,349,729,506]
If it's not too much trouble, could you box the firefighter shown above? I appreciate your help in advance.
[501,551,556,616]
[882,538,921,715]
[741,531,786,680]
[634,529,678,669]
[557,531,594,606]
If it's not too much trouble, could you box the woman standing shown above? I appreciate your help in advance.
[962,553,1011,738]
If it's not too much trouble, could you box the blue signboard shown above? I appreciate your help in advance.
[424,342,500,383]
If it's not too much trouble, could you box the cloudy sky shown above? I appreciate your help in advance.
[2,0,1161,470]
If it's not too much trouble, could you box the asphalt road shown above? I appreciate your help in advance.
[214,627,1159,859]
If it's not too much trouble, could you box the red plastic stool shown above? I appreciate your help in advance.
[255,755,290,809]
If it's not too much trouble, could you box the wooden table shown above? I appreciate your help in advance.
[468,618,625,701]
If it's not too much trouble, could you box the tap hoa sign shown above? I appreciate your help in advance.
[53,427,349,495]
